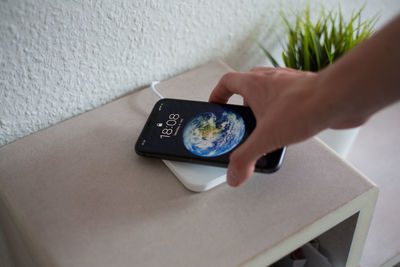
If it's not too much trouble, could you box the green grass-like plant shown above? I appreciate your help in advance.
[252,5,379,71]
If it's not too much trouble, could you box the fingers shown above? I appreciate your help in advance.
[209,72,249,104]
[226,127,270,187]
[210,68,284,104]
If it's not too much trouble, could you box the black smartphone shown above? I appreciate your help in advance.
[135,98,285,173]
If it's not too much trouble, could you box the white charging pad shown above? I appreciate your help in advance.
[148,82,227,192]
[162,160,227,192]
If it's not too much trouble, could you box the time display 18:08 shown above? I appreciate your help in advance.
[160,114,182,139]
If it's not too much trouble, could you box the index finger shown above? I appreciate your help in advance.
[208,72,249,104]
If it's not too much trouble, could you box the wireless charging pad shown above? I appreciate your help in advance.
[162,160,227,192]
[148,81,227,192]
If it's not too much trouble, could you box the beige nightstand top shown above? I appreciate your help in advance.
[0,61,377,267]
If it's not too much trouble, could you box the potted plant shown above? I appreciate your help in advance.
[252,5,379,157]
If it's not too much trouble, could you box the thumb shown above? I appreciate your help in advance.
[227,127,268,187]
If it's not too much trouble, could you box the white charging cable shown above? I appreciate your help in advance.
[150,81,164,99]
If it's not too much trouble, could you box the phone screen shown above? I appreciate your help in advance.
[135,98,285,172]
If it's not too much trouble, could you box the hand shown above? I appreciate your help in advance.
[209,16,400,187]
[209,67,348,186]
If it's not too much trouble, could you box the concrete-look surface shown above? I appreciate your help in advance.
[0,61,377,267]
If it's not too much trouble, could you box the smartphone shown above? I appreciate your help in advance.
[135,98,285,173]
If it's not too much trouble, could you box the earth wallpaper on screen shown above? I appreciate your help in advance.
[182,110,245,157]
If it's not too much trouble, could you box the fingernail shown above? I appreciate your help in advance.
[227,170,239,187]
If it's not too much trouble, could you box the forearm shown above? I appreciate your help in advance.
[315,14,400,127]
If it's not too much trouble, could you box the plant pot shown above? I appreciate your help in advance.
[316,127,360,158]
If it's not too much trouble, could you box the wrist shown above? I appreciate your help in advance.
[289,72,337,134]
[313,67,371,130]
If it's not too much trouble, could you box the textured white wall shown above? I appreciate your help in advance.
[0,0,399,146]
